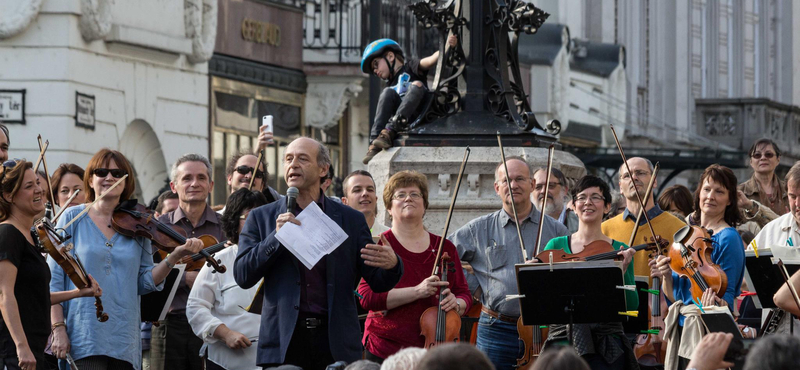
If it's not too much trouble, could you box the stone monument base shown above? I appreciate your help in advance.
[368,146,586,233]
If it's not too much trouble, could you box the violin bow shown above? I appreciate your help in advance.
[497,133,528,261]
[33,139,49,175]
[533,144,556,257]
[627,162,660,248]
[37,136,58,213]
[430,146,470,276]
[248,150,263,191]
[609,125,661,254]
[62,174,129,230]
[52,189,81,223]
[777,260,800,315]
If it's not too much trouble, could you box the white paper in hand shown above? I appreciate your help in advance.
[275,201,349,269]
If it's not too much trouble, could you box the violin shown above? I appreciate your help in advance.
[535,240,658,263]
[419,253,461,348]
[634,237,670,366]
[668,225,727,303]
[111,199,226,273]
[37,218,109,322]
[516,318,547,369]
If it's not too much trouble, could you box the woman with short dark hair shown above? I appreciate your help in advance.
[541,175,638,370]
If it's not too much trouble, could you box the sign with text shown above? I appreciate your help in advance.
[0,89,26,124]
[75,92,95,129]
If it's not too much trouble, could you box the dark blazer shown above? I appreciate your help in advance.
[234,195,403,366]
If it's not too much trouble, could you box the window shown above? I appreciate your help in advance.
[210,76,304,205]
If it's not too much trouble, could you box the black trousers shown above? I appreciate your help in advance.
[263,314,334,370]
[163,314,203,370]
[73,355,133,370]
[370,85,426,141]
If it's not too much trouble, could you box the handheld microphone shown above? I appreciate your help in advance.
[286,187,299,213]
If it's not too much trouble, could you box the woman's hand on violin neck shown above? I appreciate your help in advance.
[415,275,447,300]
[78,275,103,298]
[618,247,636,272]
[51,326,71,359]
[173,237,205,258]
[700,288,726,307]
[439,288,459,313]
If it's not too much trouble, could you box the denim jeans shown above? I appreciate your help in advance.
[476,312,522,370]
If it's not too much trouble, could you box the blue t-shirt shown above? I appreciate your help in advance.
[671,227,745,325]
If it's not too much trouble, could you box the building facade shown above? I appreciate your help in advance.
[0,0,215,203]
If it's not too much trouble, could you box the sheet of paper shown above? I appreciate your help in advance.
[275,201,349,269]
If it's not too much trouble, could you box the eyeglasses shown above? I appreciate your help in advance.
[575,195,605,204]
[498,177,530,186]
[93,168,127,178]
[534,182,561,191]
[620,170,651,181]
[234,165,265,179]
[393,192,423,201]
[751,152,776,160]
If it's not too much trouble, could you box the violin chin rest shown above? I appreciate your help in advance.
[673,226,691,244]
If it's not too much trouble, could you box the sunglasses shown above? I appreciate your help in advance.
[93,168,127,178]
[751,152,776,160]
[234,165,265,179]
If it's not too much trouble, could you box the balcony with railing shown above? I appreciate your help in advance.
[694,98,800,163]
[301,0,437,64]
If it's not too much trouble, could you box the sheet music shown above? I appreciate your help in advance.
[275,201,348,269]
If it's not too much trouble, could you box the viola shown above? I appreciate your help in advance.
[37,218,109,322]
[668,225,727,303]
[111,199,226,273]
[420,253,461,348]
[516,318,548,369]
[535,240,658,263]
[634,236,670,366]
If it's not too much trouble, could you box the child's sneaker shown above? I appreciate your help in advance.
[362,145,382,164]
[372,129,396,149]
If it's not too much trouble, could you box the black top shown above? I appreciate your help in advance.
[387,57,429,96]
[0,224,51,358]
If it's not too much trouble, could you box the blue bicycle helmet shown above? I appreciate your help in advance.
[361,39,404,75]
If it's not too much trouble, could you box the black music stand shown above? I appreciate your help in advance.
[743,249,800,310]
[515,260,628,345]
[700,311,754,370]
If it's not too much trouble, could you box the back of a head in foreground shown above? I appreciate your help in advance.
[530,345,590,370]
[346,360,381,370]
[415,343,494,370]
[743,334,800,370]
[381,348,427,370]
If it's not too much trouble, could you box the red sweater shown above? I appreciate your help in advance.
[357,230,472,359]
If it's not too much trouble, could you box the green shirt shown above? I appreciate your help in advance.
[543,236,639,311]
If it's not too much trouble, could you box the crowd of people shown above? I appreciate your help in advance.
[1,113,800,370]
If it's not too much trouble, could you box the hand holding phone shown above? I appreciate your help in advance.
[258,115,275,149]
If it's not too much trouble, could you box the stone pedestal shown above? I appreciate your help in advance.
[368,146,586,233]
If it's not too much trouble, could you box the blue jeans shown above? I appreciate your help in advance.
[476,312,522,370]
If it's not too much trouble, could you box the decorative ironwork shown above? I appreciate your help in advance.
[407,0,559,134]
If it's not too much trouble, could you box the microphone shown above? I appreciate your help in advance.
[286,187,299,213]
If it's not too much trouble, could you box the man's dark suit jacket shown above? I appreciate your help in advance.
[234,196,403,366]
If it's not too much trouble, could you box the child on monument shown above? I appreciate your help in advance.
[360,35,457,164]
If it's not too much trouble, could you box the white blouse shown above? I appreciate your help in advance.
[187,244,262,370]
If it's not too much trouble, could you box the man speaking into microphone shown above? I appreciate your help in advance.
[234,137,403,369]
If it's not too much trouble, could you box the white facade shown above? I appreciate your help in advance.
[0,0,216,202]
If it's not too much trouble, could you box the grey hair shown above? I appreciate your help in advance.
[381,347,427,370]
[171,153,212,180]
[345,360,381,370]
[288,137,332,177]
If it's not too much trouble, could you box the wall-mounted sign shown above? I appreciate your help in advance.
[241,18,281,47]
[75,92,96,129]
[0,89,26,124]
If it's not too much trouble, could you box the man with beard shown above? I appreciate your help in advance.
[532,167,578,233]
[601,157,685,277]
[341,170,389,236]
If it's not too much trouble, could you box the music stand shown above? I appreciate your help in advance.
[742,249,800,310]
[515,260,628,345]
